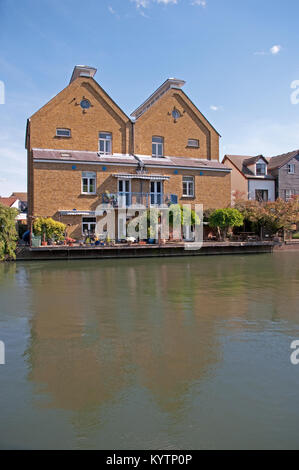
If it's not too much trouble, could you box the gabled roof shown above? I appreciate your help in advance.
[10,192,27,202]
[131,78,186,119]
[223,154,274,179]
[0,197,18,207]
[268,149,299,170]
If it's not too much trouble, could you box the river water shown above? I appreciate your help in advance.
[0,252,299,450]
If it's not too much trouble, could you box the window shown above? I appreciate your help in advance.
[187,139,199,148]
[288,164,295,174]
[152,136,164,158]
[255,189,268,202]
[82,171,96,194]
[80,99,91,110]
[99,132,112,155]
[285,189,296,201]
[256,163,266,176]
[82,217,96,235]
[56,128,71,137]
[172,109,181,120]
[182,176,195,197]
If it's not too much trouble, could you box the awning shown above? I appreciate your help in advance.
[113,173,170,181]
[59,210,95,216]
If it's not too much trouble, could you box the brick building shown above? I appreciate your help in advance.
[26,65,231,239]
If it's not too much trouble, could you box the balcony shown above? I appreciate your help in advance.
[101,192,178,208]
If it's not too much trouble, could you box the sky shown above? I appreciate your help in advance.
[0,0,299,195]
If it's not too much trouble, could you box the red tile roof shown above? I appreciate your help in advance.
[0,197,18,207]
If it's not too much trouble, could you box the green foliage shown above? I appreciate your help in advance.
[209,208,244,239]
[33,217,66,241]
[293,232,299,239]
[235,198,299,237]
[0,203,18,260]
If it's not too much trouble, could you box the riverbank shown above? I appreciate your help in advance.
[15,241,275,261]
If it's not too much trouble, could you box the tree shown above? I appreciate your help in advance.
[33,217,66,242]
[0,203,18,260]
[235,197,299,239]
[209,208,244,240]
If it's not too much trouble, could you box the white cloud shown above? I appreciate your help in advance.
[131,0,150,7]
[270,44,282,55]
[156,0,178,4]
[254,45,282,56]
[210,105,223,111]
[192,0,206,6]
[131,0,178,8]
[108,6,116,14]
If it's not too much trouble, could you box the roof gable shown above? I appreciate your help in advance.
[268,150,299,170]
[28,76,129,123]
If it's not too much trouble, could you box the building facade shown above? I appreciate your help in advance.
[26,66,231,239]
[268,150,299,201]
[223,155,275,203]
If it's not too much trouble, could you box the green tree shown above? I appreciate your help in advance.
[0,203,18,260]
[235,198,299,239]
[33,217,66,242]
[209,208,244,240]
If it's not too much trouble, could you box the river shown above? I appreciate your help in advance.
[0,252,299,449]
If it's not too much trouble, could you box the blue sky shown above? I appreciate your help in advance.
[1,0,299,195]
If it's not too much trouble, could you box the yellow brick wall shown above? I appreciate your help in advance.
[32,162,230,238]
[134,89,220,160]
[29,77,130,154]
[27,75,228,235]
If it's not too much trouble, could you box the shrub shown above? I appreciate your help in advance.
[209,208,244,240]
[33,217,66,242]
[0,203,18,260]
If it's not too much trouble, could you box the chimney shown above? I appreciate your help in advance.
[70,65,97,84]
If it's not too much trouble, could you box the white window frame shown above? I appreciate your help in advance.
[288,164,295,174]
[285,189,295,201]
[99,132,112,155]
[256,163,267,176]
[81,172,96,195]
[182,176,195,197]
[150,180,163,206]
[82,217,96,235]
[188,139,199,148]
[56,128,71,137]
[152,136,164,158]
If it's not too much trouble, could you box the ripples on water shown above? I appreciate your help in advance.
[0,252,299,449]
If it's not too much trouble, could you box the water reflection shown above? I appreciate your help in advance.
[1,253,299,449]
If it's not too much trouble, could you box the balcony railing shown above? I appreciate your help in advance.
[101,192,178,208]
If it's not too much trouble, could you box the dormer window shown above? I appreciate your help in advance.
[256,163,266,176]
[56,128,71,138]
[152,136,164,158]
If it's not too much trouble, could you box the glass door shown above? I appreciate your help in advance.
[150,181,163,206]
[118,179,131,207]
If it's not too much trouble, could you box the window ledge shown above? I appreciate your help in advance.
[181,195,195,199]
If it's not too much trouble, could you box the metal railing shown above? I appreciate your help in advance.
[101,192,178,208]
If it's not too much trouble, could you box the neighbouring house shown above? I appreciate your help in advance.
[222,154,275,203]
[26,65,231,240]
[0,195,27,223]
[267,150,299,201]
